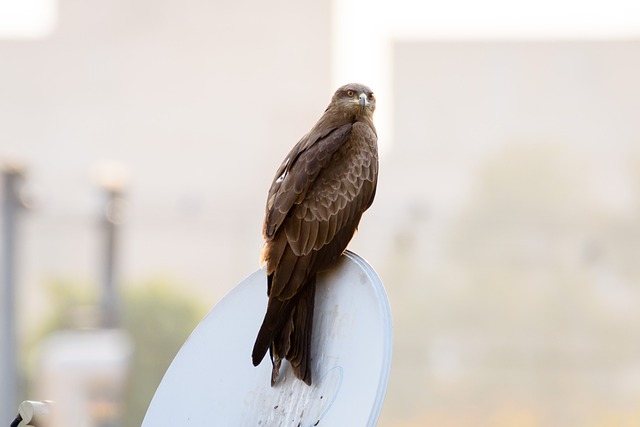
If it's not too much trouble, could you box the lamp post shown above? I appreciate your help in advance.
[1,164,26,423]
[97,163,128,328]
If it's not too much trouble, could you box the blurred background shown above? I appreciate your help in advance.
[1,0,640,425]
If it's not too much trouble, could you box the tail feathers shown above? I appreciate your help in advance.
[252,275,316,386]
[252,273,289,367]
[286,276,315,385]
[252,296,290,367]
[269,346,282,386]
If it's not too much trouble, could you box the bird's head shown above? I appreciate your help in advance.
[329,83,376,117]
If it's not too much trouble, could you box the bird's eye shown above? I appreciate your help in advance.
[346,90,355,97]
[369,93,375,99]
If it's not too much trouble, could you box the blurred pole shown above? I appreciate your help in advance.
[96,162,128,329]
[100,185,124,328]
[1,165,25,424]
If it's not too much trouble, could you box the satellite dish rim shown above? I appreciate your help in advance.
[143,249,393,426]
[341,250,393,425]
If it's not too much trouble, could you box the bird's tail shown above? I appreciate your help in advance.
[251,274,289,367]
[252,275,316,386]
[277,275,316,385]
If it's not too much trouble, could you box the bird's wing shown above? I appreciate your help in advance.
[253,121,378,373]
[264,122,353,239]
[266,122,378,299]
[285,123,378,256]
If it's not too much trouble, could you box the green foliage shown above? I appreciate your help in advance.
[37,279,99,334]
[121,281,207,427]
[31,278,208,427]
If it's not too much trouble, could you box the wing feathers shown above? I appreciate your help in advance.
[256,110,378,386]
[264,123,353,239]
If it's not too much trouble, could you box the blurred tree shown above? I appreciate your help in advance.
[381,141,640,426]
[29,279,208,427]
[121,280,207,426]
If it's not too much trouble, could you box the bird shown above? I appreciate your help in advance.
[251,83,379,386]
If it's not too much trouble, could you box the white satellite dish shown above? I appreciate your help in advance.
[142,250,392,427]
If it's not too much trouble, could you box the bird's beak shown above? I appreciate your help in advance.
[359,93,367,108]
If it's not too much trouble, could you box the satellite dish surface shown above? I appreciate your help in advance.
[142,250,392,427]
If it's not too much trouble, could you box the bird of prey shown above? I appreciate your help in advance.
[251,83,379,386]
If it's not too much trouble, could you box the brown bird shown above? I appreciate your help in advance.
[251,83,379,386]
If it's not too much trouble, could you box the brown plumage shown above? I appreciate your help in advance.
[251,83,379,386]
